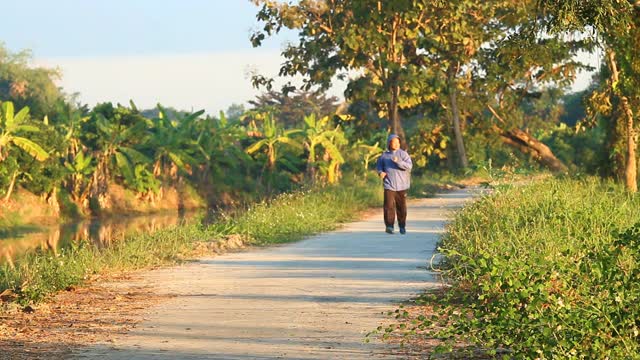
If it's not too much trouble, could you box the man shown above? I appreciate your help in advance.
[376,134,412,234]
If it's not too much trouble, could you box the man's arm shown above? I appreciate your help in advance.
[376,155,387,178]
[394,151,413,171]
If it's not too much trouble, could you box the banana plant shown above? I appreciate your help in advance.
[194,111,252,186]
[353,140,383,179]
[301,114,346,184]
[148,105,202,179]
[0,102,49,201]
[0,102,48,163]
[246,112,302,172]
[63,150,95,206]
[87,104,152,199]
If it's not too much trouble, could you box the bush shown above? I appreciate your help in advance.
[420,178,640,359]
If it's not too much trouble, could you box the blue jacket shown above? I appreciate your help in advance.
[376,148,412,191]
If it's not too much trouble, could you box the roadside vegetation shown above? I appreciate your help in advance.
[0,178,388,305]
[384,177,640,358]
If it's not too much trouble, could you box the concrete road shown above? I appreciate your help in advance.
[75,189,473,359]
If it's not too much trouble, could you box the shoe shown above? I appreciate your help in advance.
[385,226,394,234]
[399,227,406,235]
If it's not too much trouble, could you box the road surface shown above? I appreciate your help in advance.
[75,189,473,359]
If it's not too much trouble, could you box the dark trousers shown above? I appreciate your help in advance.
[383,189,407,228]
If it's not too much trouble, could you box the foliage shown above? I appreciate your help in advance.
[0,44,63,119]
[539,123,607,175]
[351,140,383,180]
[250,0,445,137]
[538,0,637,33]
[0,102,48,162]
[560,90,589,127]
[249,89,340,128]
[301,114,347,184]
[409,122,449,171]
[0,102,50,199]
[538,0,640,191]
[399,178,640,358]
[246,111,303,173]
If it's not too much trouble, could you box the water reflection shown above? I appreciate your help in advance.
[0,212,200,267]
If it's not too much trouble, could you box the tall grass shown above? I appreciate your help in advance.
[0,180,386,305]
[429,177,640,359]
[211,181,383,244]
[0,224,203,305]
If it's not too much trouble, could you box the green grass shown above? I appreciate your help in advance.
[415,177,640,359]
[1,223,203,305]
[211,180,384,245]
[0,179,387,305]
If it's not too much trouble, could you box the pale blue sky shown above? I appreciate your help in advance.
[1,0,312,114]
[2,0,282,56]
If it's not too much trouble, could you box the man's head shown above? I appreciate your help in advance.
[387,134,400,151]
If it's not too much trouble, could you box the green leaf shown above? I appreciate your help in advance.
[12,137,49,161]
[246,139,268,154]
[115,151,135,184]
[219,110,228,127]
[119,146,151,165]
[2,102,15,128]
[167,152,186,170]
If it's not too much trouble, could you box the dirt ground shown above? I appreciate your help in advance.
[0,272,169,360]
[0,279,487,360]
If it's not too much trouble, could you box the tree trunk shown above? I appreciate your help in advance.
[492,125,568,173]
[388,83,406,148]
[608,50,637,192]
[621,96,637,192]
[3,170,19,202]
[306,143,317,183]
[448,71,468,169]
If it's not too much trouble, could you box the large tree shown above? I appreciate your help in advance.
[0,44,63,119]
[538,0,640,191]
[250,0,440,145]
[250,0,579,170]
[465,3,591,173]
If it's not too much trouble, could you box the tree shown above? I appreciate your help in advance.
[464,6,591,173]
[81,102,152,208]
[352,140,383,179]
[249,89,339,128]
[0,44,63,119]
[250,0,577,170]
[148,105,202,180]
[195,111,254,192]
[301,114,346,184]
[250,0,438,142]
[138,105,204,201]
[538,0,640,191]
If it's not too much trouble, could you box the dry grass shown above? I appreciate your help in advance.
[0,272,169,360]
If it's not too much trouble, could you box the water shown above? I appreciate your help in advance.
[0,211,201,267]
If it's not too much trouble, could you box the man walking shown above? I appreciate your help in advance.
[376,134,412,234]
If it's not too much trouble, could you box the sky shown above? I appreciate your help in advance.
[1,0,324,115]
[1,1,595,115]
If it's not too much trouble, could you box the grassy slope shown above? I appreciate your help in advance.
[430,177,640,358]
